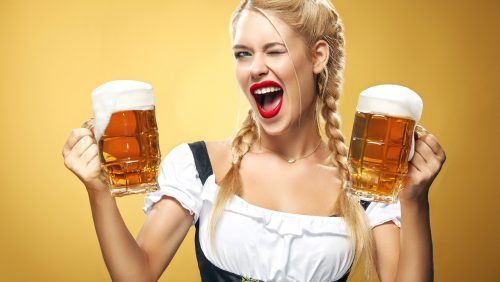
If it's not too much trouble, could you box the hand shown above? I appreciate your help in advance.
[399,133,446,202]
[62,128,110,193]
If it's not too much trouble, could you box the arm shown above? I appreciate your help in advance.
[373,201,433,282]
[373,134,446,282]
[63,129,193,281]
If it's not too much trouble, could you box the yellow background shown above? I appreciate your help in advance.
[1,0,499,281]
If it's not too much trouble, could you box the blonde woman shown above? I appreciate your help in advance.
[62,0,445,281]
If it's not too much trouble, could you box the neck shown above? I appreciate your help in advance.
[257,110,324,161]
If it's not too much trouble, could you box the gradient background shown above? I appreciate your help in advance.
[1,0,499,281]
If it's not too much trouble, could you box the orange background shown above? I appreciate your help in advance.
[0,0,498,281]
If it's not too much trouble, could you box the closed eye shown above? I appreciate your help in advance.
[268,50,286,55]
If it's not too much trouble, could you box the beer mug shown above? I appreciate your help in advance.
[85,80,161,197]
[347,84,424,203]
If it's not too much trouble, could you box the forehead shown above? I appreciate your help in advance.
[233,9,298,47]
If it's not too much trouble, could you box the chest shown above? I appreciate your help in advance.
[237,154,343,216]
[196,192,354,281]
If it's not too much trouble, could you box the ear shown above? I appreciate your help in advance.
[311,40,329,74]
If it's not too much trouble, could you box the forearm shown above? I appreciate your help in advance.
[396,198,433,282]
[88,189,153,282]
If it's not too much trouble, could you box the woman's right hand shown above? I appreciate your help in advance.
[62,128,109,193]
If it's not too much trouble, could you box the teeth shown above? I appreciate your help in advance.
[254,86,282,95]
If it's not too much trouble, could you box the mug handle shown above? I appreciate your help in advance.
[81,118,95,138]
[409,124,430,160]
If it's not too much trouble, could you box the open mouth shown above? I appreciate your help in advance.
[250,81,284,119]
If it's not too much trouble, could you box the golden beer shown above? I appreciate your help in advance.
[348,112,415,202]
[99,109,161,196]
[91,80,161,196]
[347,84,423,203]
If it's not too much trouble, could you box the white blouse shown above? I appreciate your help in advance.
[143,143,401,282]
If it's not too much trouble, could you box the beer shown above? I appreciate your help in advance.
[347,85,423,203]
[99,109,161,196]
[91,80,161,196]
[348,112,415,202]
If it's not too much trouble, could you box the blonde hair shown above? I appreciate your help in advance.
[211,0,374,279]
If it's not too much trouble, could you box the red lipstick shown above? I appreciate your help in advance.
[249,80,284,119]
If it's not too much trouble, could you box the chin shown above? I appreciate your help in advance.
[255,113,293,137]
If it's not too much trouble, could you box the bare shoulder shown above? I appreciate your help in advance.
[205,140,232,182]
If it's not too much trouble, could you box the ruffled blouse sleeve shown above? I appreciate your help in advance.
[365,200,402,228]
[143,143,203,225]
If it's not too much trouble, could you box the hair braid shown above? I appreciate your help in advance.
[319,14,347,172]
[230,109,259,165]
[321,74,350,180]
[208,109,258,246]
[318,16,375,279]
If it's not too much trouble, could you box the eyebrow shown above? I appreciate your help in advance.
[232,42,286,50]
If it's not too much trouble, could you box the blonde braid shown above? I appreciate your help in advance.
[208,109,258,246]
[320,71,350,179]
[318,17,375,280]
[229,109,259,165]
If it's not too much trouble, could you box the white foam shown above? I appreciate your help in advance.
[91,80,155,141]
[357,84,423,121]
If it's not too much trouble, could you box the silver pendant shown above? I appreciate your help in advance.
[287,159,296,164]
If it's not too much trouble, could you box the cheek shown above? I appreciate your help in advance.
[295,56,316,96]
[281,58,315,101]
[300,71,316,97]
[234,64,255,105]
[271,59,297,92]
[235,65,250,91]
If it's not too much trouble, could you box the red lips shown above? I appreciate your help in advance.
[249,80,284,119]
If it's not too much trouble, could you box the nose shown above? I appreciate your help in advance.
[250,53,269,79]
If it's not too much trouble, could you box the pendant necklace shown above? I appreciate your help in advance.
[259,139,323,164]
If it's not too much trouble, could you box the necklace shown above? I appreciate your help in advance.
[259,139,323,164]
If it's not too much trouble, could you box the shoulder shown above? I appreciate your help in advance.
[204,140,231,158]
[205,140,232,182]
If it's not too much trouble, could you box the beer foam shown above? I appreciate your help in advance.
[91,80,154,141]
[357,85,423,121]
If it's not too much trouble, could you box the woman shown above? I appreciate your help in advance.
[62,0,445,281]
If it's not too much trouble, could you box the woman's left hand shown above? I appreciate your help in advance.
[399,133,446,202]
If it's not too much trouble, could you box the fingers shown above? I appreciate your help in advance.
[63,128,99,176]
[407,148,435,190]
[415,139,433,162]
[410,134,445,177]
[80,143,99,165]
[400,129,446,201]
[62,128,94,157]
[87,154,101,169]
[407,162,420,174]
[410,150,425,171]
[70,135,95,159]
[419,134,446,162]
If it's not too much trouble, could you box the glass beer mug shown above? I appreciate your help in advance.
[347,84,424,203]
[85,80,161,196]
